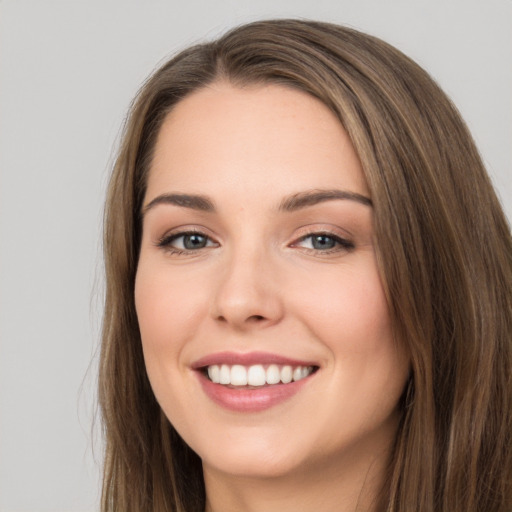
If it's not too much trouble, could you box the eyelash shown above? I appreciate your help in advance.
[156,230,355,255]
[156,230,217,255]
[292,232,355,253]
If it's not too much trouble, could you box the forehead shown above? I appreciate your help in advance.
[146,82,369,203]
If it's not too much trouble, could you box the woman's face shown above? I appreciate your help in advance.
[135,83,410,480]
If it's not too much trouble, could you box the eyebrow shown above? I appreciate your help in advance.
[142,188,372,216]
[278,189,372,211]
[142,193,215,215]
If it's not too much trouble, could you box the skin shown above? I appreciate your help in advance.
[135,82,410,512]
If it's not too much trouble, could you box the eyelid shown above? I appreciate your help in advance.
[153,224,355,256]
[289,223,353,241]
[293,233,354,249]
[155,226,220,254]
[289,226,355,253]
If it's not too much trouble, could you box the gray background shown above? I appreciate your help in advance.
[0,1,510,511]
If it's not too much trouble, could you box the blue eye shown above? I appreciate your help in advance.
[310,234,337,250]
[180,233,209,249]
[157,231,217,252]
[295,233,354,252]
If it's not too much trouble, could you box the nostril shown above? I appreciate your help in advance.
[214,313,267,325]
[248,315,265,322]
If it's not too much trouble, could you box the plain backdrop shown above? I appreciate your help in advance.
[0,1,510,511]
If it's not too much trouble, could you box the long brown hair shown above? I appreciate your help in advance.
[99,19,512,511]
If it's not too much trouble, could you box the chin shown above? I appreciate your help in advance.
[187,425,311,480]
[201,448,307,480]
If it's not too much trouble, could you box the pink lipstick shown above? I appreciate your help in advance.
[192,351,319,412]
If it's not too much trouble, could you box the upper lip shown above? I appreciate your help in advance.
[191,351,319,370]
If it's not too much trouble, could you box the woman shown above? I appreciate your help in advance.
[99,19,512,512]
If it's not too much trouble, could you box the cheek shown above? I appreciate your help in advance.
[292,261,392,353]
[134,261,208,380]
[303,276,407,438]
[134,263,210,427]
[136,261,202,336]
[291,261,408,403]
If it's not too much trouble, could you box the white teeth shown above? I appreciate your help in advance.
[207,365,220,383]
[230,365,247,386]
[266,364,281,384]
[205,363,314,386]
[281,365,293,384]
[219,364,230,384]
[247,365,266,386]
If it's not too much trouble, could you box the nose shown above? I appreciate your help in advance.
[211,246,284,331]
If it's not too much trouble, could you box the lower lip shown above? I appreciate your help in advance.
[196,372,313,412]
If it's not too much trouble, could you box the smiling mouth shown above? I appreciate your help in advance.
[194,354,320,411]
[202,364,318,387]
